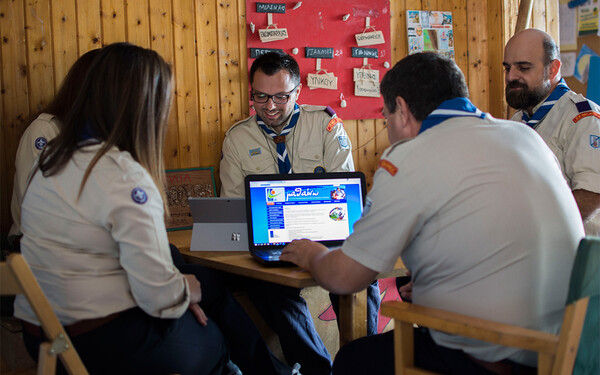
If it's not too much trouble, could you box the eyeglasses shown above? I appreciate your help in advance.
[251,84,299,104]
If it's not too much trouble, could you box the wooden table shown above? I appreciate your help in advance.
[168,229,406,346]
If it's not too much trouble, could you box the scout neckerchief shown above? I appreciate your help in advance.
[521,78,570,129]
[419,97,486,135]
[257,103,300,174]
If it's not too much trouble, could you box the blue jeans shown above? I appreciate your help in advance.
[245,279,381,375]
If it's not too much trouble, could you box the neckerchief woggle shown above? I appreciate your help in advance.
[419,97,486,134]
[257,103,300,174]
[521,78,570,129]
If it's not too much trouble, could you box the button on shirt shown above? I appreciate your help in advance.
[14,144,190,325]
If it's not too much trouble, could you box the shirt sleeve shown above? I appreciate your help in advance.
[10,116,61,238]
[220,132,246,197]
[341,163,424,273]
[98,167,190,318]
[323,117,355,172]
[562,113,600,193]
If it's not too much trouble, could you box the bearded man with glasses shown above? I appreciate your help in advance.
[219,51,380,375]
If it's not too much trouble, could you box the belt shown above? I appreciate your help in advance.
[22,311,122,339]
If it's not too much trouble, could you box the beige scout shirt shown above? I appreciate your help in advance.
[9,113,61,242]
[14,144,190,325]
[512,91,600,235]
[220,104,355,197]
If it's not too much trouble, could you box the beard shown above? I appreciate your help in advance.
[505,79,552,111]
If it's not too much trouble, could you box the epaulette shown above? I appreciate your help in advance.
[224,115,254,135]
[572,99,600,123]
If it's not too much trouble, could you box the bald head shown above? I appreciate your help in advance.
[506,29,560,67]
[503,28,562,114]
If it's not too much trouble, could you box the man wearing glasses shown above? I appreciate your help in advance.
[220,52,379,375]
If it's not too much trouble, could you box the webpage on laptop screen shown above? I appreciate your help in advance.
[248,178,363,246]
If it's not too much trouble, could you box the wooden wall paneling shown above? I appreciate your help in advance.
[25,0,54,114]
[545,0,559,42]
[530,0,546,31]
[216,0,245,138]
[487,0,506,118]
[466,0,490,111]
[357,119,377,190]
[451,0,469,87]
[76,0,102,53]
[172,0,201,169]
[1,0,30,233]
[345,119,359,171]
[196,0,223,170]
[149,0,179,169]
[126,0,151,48]
[50,0,78,86]
[375,118,390,163]
[390,0,408,63]
[101,0,126,44]
[236,0,249,117]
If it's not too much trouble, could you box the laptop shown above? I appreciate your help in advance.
[188,197,248,251]
[244,172,366,266]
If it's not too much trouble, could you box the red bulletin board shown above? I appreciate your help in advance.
[246,0,391,120]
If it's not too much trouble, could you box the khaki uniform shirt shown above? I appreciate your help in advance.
[512,91,600,235]
[220,104,355,197]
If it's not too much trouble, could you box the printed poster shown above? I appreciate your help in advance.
[407,10,454,59]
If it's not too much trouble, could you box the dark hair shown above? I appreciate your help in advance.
[39,48,102,122]
[380,52,469,121]
[38,42,173,208]
[542,35,560,67]
[249,52,300,86]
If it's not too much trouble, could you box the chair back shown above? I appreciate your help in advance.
[0,253,88,375]
[566,236,600,375]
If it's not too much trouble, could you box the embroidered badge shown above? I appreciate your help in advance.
[327,117,344,132]
[249,147,261,156]
[313,166,325,173]
[131,187,148,204]
[591,135,600,149]
[337,136,350,150]
[573,112,600,123]
[34,137,48,150]
[379,159,398,176]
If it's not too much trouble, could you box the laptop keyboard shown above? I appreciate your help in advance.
[254,249,282,261]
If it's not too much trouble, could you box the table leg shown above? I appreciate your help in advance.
[338,289,367,346]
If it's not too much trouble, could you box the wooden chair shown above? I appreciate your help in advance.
[381,236,600,375]
[0,253,88,375]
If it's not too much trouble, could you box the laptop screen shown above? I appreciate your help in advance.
[244,172,366,251]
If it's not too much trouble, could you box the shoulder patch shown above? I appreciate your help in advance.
[34,137,48,150]
[131,187,148,204]
[378,159,398,176]
[573,112,600,123]
[327,117,344,132]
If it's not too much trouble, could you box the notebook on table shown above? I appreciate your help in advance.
[188,197,248,251]
[244,172,366,266]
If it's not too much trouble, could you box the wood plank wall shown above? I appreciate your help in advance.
[0,0,558,234]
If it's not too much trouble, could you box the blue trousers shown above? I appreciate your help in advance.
[244,279,381,375]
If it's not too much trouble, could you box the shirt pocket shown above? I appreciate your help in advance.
[297,145,324,170]
[241,154,274,174]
